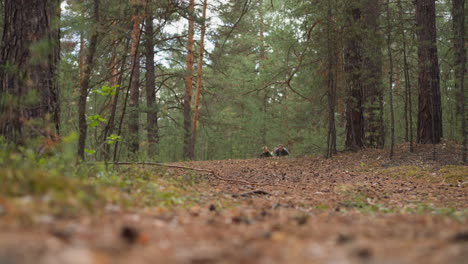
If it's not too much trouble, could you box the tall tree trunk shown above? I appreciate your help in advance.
[128,13,141,154]
[77,0,100,160]
[415,0,442,144]
[183,0,195,160]
[259,0,267,147]
[79,32,85,91]
[452,0,466,162]
[145,14,158,157]
[386,0,395,158]
[190,0,208,160]
[398,0,414,152]
[344,4,365,151]
[101,38,127,161]
[326,2,337,158]
[362,0,384,148]
[0,0,60,145]
[113,36,141,162]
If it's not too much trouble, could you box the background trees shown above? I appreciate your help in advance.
[1,0,465,162]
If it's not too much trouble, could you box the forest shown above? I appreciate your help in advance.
[0,0,467,263]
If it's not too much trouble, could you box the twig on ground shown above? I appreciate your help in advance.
[113,162,287,187]
[208,173,287,187]
[112,162,215,173]
[232,190,271,198]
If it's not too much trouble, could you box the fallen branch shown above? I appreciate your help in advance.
[209,173,260,185]
[113,162,286,187]
[112,162,215,174]
[208,173,287,187]
[232,190,271,198]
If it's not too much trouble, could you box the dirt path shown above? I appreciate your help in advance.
[1,146,467,264]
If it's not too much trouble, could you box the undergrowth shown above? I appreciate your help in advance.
[0,135,206,225]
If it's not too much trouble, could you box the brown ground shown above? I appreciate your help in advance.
[1,143,467,264]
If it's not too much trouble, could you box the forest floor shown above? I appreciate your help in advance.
[0,142,467,264]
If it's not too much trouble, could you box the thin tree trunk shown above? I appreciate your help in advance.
[79,32,85,91]
[77,0,100,160]
[326,2,337,158]
[190,0,208,160]
[145,13,158,157]
[128,13,141,155]
[415,0,442,144]
[101,38,128,161]
[113,23,143,162]
[402,67,409,142]
[386,0,395,158]
[452,0,466,162]
[183,0,195,160]
[398,0,414,152]
[259,0,267,147]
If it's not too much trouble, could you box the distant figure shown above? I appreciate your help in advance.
[274,144,290,156]
[259,146,273,158]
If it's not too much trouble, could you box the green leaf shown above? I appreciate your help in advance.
[84,148,96,155]
[93,85,119,96]
[106,134,122,145]
[87,114,106,128]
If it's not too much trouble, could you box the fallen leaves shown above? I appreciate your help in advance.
[1,142,467,263]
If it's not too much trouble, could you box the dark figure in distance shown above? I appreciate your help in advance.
[259,146,273,158]
[274,144,290,156]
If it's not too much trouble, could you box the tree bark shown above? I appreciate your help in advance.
[326,2,337,157]
[183,0,195,160]
[344,3,365,151]
[415,0,442,144]
[190,0,208,160]
[145,13,159,157]
[361,0,384,149]
[128,13,141,154]
[79,32,85,91]
[452,0,466,162]
[397,0,414,152]
[101,38,127,161]
[259,1,267,147]
[386,0,395,158]
[0,0,60,145]
[77,0,100,159]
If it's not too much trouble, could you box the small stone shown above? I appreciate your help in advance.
[336,234,354,245]
[121,226,139,244]
[354,248,372,259]
[451,231,468,243]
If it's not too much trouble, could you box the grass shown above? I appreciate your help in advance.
[339,194,394,214]
[403,202,467,222]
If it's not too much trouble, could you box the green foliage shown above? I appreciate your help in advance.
[93,85,119,96]
[84,148,96,155]
[87,114,106,128]
[106,134,121,145]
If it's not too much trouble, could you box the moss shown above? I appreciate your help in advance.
[378,165,440,182]
[439,165,468,184]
